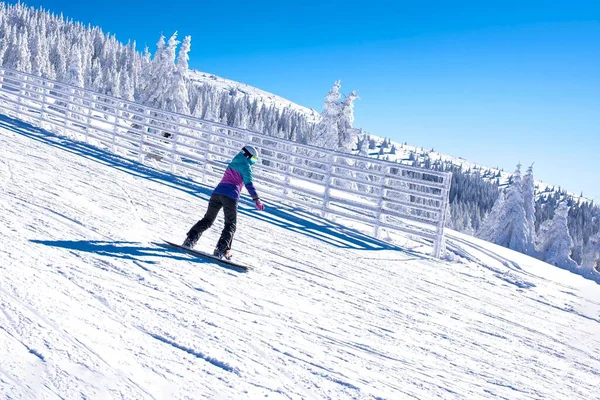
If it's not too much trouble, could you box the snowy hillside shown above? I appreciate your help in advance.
[188,70,320,122]
[1,114,600,399]
[358,135,592,203]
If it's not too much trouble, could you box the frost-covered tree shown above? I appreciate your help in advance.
[312,80,341,148]
[65,46,84,88]
[14,28,32,73]
[478,164,530,252]
[521,164,537,256]
[90,58,103,92]
[369,138,376,150]
[357,133,369,156]
[337,90,359,152]
[177,35,191,72]
[120,70,134,101]
[478,191,506,241]
[581,231,600,275]
[169,34,191,114]
[538,202,578,271]
[139,34,167,107]
[30,29,50,77]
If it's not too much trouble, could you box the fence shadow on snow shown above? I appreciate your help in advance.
[1,113,423,256]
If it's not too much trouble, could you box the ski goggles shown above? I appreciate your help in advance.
[249,155,258,164]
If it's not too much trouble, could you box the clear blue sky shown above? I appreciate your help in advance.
[15,0,600,202]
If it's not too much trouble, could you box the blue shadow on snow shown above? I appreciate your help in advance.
[30,239,248,273]
[2,113,419,256]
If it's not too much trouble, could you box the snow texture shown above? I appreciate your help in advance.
[0,114,599,399]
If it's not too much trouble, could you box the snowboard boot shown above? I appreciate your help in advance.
[182,234,200,249]
[213,246,232,260]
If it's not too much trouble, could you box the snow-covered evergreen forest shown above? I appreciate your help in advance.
[0,2,325,144]
[364,137,600,279]
[1,2,598,279]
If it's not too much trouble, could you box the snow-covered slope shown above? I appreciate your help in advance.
[362,136,592,203]
[189,70,320,121]
[1,114,599,399]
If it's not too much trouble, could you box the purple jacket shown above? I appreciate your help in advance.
[212,152,259,201]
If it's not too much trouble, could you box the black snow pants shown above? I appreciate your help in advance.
[187,194,238,252]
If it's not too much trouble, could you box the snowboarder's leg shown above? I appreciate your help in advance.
[214,195,238,258]
[184,195,223,248]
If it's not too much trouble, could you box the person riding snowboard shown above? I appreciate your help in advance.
[182,145,265,259]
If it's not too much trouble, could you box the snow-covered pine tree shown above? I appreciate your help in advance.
[14,27,32,73]
[136,46,151,99]
[478,189,506,242]
[369,138,376,150]
[203,86,219,122]
[169,34,190,115]
[337,90,359,152]
[521,164,537,256]
[49,33,67,81]
[481,164,530,252]
[581,231,600,276]
[538,202,578,271]
[30,29,49,77]
[311,80,341,149]
[90,58,103,92]
[65,46,84,88]
[139,34,167,107]
[120,70,135,101]
[357,132,369,156]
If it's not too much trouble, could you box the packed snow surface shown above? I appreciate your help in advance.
[0,114,599,399]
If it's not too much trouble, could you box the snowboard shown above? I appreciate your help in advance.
[158,239,251,271]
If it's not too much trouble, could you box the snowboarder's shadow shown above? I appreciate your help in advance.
[30,239,241,270]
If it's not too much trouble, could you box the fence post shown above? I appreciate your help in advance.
[112,101,121,153]
[17,76,25,115]
[322,152,335,219]
[432,174,451,258]
[34,78,44,126]
[203,124,215,183]
[62,87,72,137]
[282,144,293,199]
[38,80,48,129]
[171,117,180,174]
[139,108,151,163]
[85,93,94,143]
[373,165,389,238]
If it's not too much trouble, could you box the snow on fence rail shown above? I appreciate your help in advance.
[0,67,452,257]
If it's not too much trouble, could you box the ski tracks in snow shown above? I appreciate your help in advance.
[1,120,600,399]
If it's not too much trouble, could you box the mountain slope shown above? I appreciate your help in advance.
[0,114,599,399]
[188,70,320,121]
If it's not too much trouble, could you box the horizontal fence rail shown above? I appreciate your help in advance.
[0,66,452,257]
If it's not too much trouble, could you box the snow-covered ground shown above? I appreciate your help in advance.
[0,113,599,399]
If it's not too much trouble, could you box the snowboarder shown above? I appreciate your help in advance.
[182,145,265,259]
